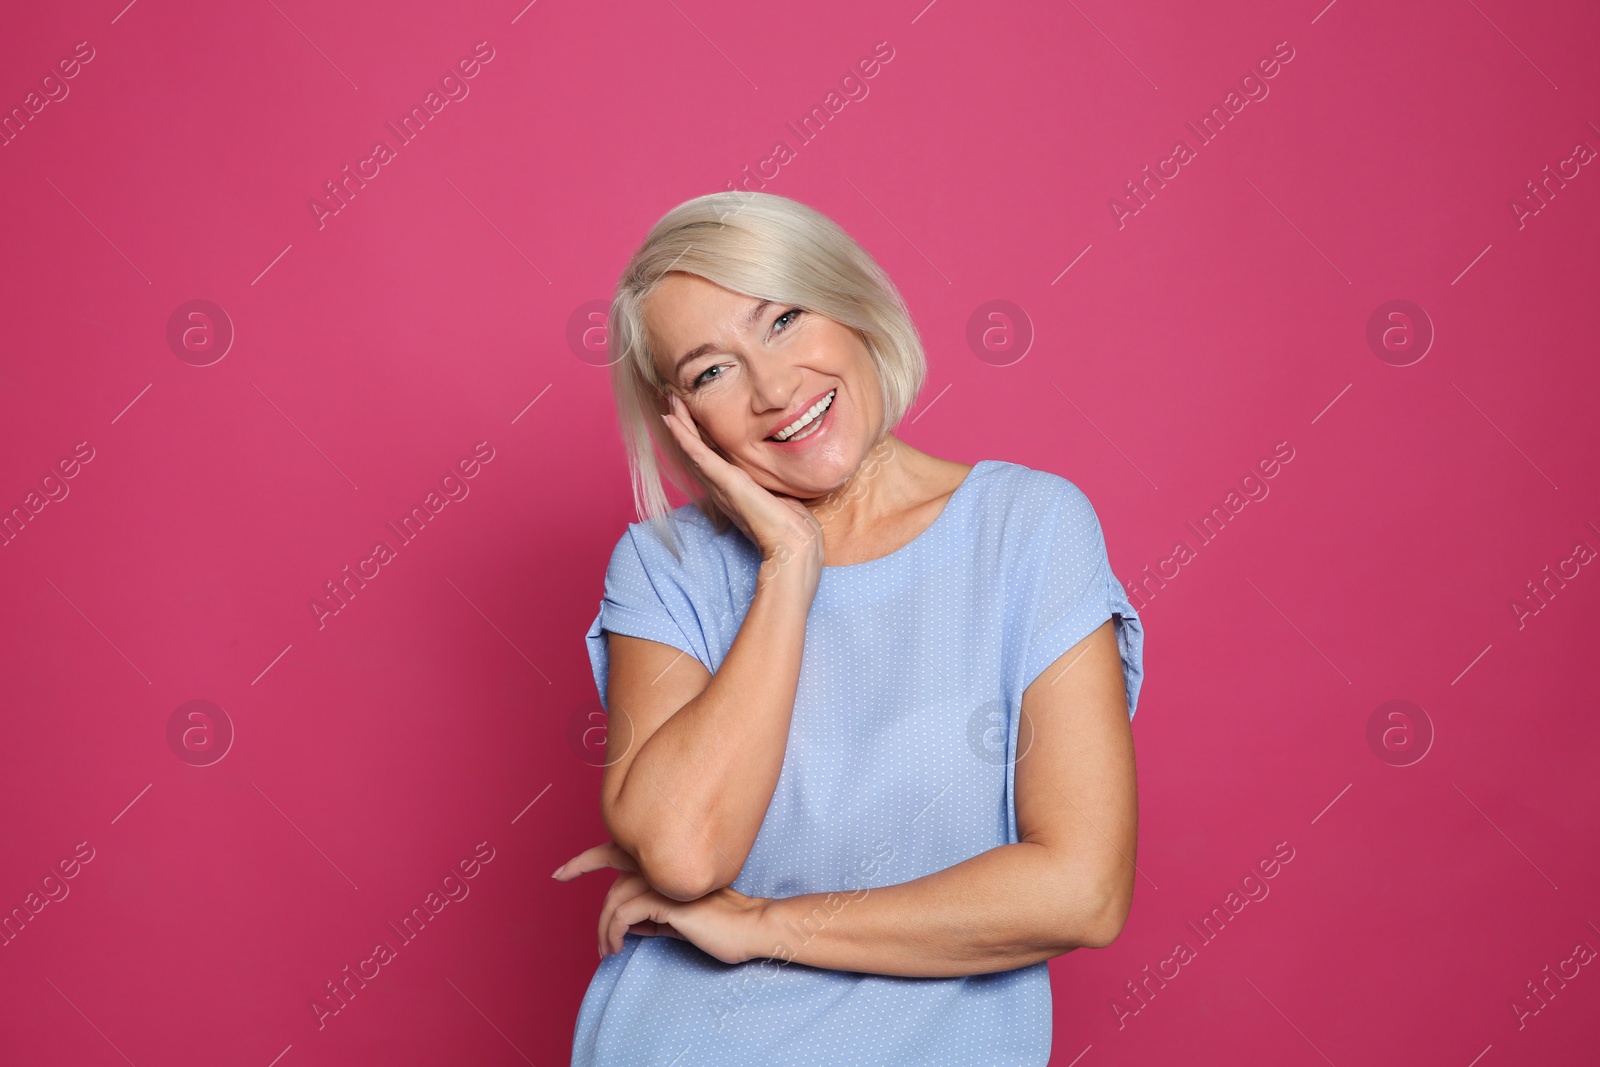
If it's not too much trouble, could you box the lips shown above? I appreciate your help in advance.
[766,388,836,442]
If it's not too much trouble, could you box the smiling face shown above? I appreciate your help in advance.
[644,271,885,500]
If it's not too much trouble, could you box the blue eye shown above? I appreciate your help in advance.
[691,365,723,389]
[774,308,803,332]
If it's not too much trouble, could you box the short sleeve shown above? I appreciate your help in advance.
[1020,480,1146,719]
[584,526,709,712]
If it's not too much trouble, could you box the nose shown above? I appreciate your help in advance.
[745,351,803,415]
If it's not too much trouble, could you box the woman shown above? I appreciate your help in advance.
[554,191,1146,1065]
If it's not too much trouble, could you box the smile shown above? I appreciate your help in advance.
[769,389,836,442]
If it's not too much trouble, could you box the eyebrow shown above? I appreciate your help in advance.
[672,299,773,379]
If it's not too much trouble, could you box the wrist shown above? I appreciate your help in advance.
[747,895,794,964]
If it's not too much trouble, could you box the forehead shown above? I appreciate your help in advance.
[644,273,768,372]
[645,273,753,335]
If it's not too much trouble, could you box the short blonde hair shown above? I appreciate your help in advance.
[606,191,927,558]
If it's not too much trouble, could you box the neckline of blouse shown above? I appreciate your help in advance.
[818,459,994,577]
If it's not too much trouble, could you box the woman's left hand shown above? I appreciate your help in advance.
[553,840,772,964]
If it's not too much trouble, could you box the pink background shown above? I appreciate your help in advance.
[2,0,1597,1063]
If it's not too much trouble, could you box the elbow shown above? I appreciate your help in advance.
[1075,886,1133,950]
[633,843,722,901]
[603,789,733,900]
[603,807,722,900]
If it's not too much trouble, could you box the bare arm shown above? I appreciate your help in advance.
[601,560,817,901]
[747,619,1138,975]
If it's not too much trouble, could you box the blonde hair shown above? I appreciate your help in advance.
[606,190,927,558]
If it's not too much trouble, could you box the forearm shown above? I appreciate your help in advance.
[608,567,812,896]
[752,841,1127,977]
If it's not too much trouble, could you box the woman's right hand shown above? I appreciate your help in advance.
[659,391,825,590]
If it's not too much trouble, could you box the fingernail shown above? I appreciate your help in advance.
[551,866,564,878]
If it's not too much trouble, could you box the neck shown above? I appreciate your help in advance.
[801,435,925,533]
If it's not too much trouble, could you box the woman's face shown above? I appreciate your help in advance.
[644,271,884,499]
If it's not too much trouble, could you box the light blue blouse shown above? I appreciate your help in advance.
[573,459,1146,1066]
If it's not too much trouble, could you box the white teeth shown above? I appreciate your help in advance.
[772,390,835,441]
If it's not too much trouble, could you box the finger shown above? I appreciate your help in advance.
[597,872,654,957]
[663,395,737,480]
[606,890,675,956]
[553,840,639,880]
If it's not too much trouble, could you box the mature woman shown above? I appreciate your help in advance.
[554,190,1146,1065]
